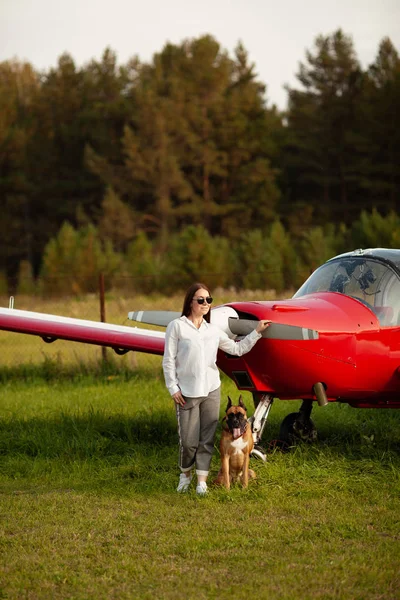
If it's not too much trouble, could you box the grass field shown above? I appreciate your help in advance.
[0,293,399,599]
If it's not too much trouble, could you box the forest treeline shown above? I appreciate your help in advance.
[1,29,399,295]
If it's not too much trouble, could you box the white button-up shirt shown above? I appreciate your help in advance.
[162,316,261,398]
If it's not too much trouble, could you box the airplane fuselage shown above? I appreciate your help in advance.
[217,293,400,408]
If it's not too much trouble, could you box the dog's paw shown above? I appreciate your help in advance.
[249,469,256,479]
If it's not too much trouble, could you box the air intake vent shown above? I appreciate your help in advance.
[232,371,254,389]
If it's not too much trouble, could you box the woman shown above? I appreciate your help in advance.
[162,282,270,495]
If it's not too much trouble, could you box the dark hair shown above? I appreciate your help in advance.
[181,282,212,323]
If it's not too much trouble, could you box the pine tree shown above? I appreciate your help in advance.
[284,30,365,224]
[98,187,136,252]
[0,60,38,291]
[363,38,400,210]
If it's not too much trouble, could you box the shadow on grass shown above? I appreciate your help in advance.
[0,410,184,495]
[0,410,178,460]
[0,358,159,385]
[313,407,400,456]
[1,407,399,468]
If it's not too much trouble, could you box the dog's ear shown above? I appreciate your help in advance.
[226,397,232,411]
[238,395,247,411]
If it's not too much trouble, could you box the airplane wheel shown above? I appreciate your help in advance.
[279,412,317,446]
[251,445,267,462]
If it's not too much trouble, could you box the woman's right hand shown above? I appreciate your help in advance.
[172,391,186,406]
[256,320,272,333]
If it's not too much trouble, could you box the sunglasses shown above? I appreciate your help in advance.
[194,296,213,305]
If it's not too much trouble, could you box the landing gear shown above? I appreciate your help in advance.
[249,393,274,461]
[279,400,317,446]
[249,384,328,455]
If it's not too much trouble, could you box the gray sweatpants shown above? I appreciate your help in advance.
[175,387,221,476]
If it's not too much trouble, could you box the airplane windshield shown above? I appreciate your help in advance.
[294,257,400,327]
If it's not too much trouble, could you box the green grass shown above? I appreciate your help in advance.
[0,365,399,599]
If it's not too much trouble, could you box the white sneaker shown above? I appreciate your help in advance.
[177,472,192,492]
[196,481,208,496]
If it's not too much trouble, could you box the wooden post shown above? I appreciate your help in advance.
[99,273,107,362]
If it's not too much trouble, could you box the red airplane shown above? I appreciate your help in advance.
[1,248,400,458]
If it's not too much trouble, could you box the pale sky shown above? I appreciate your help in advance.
[1,0,399,109]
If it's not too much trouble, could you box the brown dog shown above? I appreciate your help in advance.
[214,396,256,489]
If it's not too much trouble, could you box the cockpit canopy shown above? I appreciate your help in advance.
[294,249,400,327]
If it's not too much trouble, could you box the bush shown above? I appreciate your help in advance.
[349,209,400,249]
[158,225,234,293]
[124,232,161,294]
[39,222,122,295]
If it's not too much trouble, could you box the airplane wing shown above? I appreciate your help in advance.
[0,306,241,358]
[0,304,321,359]
[0,307,165,356]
